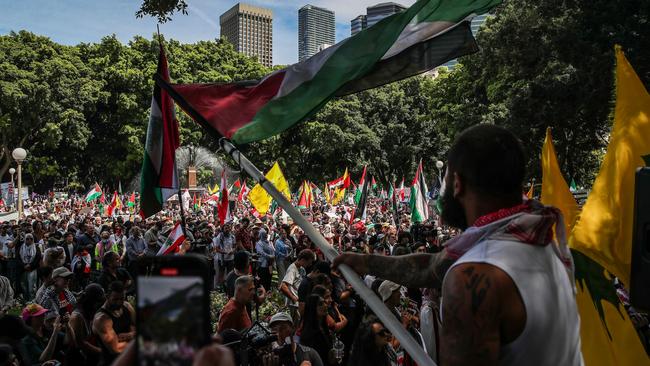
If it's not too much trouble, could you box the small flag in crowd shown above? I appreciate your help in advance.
[329,168,350,205]
[218,170,232,224]
[298,181,313,209]
[409,159,429,223]
[248,162,291,215]
[354,166,367,205]
[127,192,136,208]
[541,128,578,234]
[85,183,102,202]
[157,222,186,255]
[238,181,250,202]
[107,191,122,216]
[526,181,535,199]
[353,175,370,221]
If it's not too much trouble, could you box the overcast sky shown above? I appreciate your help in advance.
[0,0,416,65]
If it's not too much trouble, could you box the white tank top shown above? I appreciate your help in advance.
[447,239,584,366]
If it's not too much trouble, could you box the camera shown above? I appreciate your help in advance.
[273,343,299,366]
[225,323,276,366]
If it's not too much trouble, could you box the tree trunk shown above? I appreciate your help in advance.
[0,146,12,181]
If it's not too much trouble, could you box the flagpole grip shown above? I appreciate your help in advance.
[220,139,435,366]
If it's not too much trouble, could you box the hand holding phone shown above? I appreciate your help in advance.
[136,255,211,366]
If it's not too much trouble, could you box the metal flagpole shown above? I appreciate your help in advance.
[153,74,434,365]
[220,138,436,366]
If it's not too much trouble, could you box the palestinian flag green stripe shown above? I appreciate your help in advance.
[169,0,500,145]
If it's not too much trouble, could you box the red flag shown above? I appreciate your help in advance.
[298,181,311,209]
[238,180,250,202]
[218,170,231,225]
[128,192,136,207]
[157,222,186,255]
[107,191,121,216]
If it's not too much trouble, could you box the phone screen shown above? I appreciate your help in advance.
[137,257,209,366]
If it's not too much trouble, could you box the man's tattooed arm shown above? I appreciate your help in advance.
[366,252,454,289]
[440,263,502,366]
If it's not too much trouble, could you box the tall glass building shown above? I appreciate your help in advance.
[350,2,406,36]
[298,5,335,61]
[350,15,367,36]
[220,3,273,67]
[366,2,407,28]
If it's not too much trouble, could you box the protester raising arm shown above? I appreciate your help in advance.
[332,252,453,289]
[39,316,63,362]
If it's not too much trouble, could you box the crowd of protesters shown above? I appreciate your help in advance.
[0,187,462,366]
[2,135,650,365]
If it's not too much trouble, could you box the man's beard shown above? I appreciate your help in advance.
[439,179,468,230]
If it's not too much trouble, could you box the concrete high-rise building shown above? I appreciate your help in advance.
[350,15,367,36]
[442,14,489,69]
[220,3,273,67]
[366,2,406,28]
[350,2,405,36]
[298,5,335,62]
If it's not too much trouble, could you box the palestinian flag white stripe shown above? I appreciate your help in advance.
[85,183,102,202]
[410,160,429,223]
[168,0,501,145]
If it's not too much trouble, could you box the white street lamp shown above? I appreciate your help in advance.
[8,168,16,208]
[435,160,444,185]
[12,148,27,219]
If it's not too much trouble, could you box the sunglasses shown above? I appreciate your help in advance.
[375,328,392,337]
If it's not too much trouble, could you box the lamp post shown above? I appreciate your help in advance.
[8,168,15,209]
[435,160,444,185]
[12,148,27,218]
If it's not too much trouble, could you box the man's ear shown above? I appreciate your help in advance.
[453,172,464,198]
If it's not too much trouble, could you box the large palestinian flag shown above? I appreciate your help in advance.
[159,0,500,144]
[140,44,181,218]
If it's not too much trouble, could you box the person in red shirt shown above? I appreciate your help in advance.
[217,275,255,333]
[235,218,252,251]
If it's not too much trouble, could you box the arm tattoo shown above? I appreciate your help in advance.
[441,264,500,366]
[462,266,490,315]
[367,253,454,289]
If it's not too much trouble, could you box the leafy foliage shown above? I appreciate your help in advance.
[136,0,188,23]
[426,0,650,186]
[3,0,650,192]
[0,32,267,191]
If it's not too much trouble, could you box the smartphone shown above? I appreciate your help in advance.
[136,255,211,366]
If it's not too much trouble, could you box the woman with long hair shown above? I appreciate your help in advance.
[300,294,333,365]
[348,317,393,366]
[311,285,348,334]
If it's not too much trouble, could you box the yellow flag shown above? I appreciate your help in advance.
[248,162,291,215]
[208,183,219,195]
[525,182,534,199]
[571,46,650,286]
[540,127,579,234]
[569,46,650,366]
[324,183,331,203]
